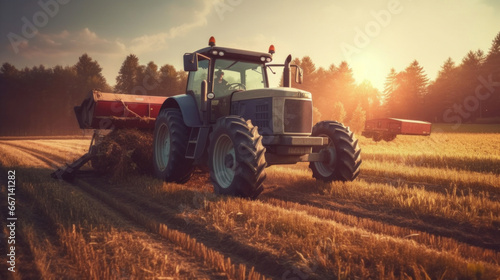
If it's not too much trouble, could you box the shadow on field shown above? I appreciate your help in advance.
[261,178,500,251]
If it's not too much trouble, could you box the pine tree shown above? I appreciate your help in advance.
[75,54,109,94]
[456,50,485,120]
[137,61,159,95]
[403,60,429,119]
[483,32,500,118]
[158,64,180,97]
[331,61,356,114]
[115,54,141,94]
[383,68,399,117]
[426,58,458,121]
[485,32,500,77]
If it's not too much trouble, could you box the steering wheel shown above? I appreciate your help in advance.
[228,83,246,91]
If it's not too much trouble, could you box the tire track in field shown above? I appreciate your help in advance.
[261,182,500,253]
[68,174,284,279]
[32,140,90,153]
[73,169,500,270]
[0,142,55,168]
[0,142,71,165]
[0,164,227,280]
[2,142,300,278]
[1,149,230,280]
[8,140,499,275]
[71,157,500,268]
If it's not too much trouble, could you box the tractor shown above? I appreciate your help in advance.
[54,37,362,198]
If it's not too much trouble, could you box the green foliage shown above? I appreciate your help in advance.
[330,101,346,123]
[115,54,141,93]
[348,104,366,133]
[384,60,428,120]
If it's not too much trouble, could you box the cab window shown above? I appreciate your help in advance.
[186,59,209,96]
[213,59,266,97]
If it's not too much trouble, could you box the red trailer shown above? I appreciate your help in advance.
[74,90,167,130]
[362,118,431,141]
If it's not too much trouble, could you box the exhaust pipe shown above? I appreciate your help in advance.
[283,54,292,87]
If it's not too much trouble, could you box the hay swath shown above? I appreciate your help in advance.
[51,90,165,180]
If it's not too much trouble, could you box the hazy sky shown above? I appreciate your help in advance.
[1,0,499,91]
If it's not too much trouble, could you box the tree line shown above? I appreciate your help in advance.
[0,31,498,136]
[290,31,500,131]
[0,54,186,136]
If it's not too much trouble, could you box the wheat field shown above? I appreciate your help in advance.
[0,124,499,279]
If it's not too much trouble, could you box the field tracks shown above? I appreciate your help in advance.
[1,134,499,279]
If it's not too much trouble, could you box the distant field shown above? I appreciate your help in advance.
[0,127,499,279]
[432,123,500,133]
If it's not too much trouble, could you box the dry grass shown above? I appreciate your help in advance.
[1,125,499,279]
[74,178,268,280]
[182,194,500,279]
[6,168,215,279]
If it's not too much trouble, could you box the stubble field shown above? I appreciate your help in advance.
[0,124,499,279]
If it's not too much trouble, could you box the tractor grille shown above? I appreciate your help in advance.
[254,104,270,130]
[231,98,272,135]
[284,99,312,133]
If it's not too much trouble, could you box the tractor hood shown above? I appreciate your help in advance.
[232,87,311,102]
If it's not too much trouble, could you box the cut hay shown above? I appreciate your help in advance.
[91,129,153,180]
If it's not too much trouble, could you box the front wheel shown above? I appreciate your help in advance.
[208,116,266,198]
[309,121,362,182]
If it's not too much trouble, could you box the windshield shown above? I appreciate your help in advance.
[213,59,266,95]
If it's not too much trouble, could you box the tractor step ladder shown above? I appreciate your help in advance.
[185,127,210,159]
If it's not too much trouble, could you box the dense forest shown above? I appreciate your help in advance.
[0,32,498,136]
[0,54,187,136]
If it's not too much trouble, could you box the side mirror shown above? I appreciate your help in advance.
[183,53,198,71]
[295,66,303,84]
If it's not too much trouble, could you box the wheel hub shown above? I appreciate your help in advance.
[155,123,170,172]
[213,134,236,189]
[224,154,234,169]
[314,135,336,177]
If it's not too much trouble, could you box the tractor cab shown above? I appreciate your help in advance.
[183,36,302,123]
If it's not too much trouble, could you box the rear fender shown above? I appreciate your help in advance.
[160,94,202,127]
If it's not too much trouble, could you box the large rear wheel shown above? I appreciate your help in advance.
[153,108,193,183]
[208,116,266,198]
[309,121,362,182]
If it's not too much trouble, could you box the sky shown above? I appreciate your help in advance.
[1,0,499,91]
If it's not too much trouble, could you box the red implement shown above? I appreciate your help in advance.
[74,90,166,130]
[362,118,432,142]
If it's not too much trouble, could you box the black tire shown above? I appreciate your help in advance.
[153,108,193,183]
[372,132,383,142]
[383,133,397,142]
[208,116,266,198]
[309,121,362,182]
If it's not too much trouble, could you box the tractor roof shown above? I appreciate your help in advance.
[194,46,273,63]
